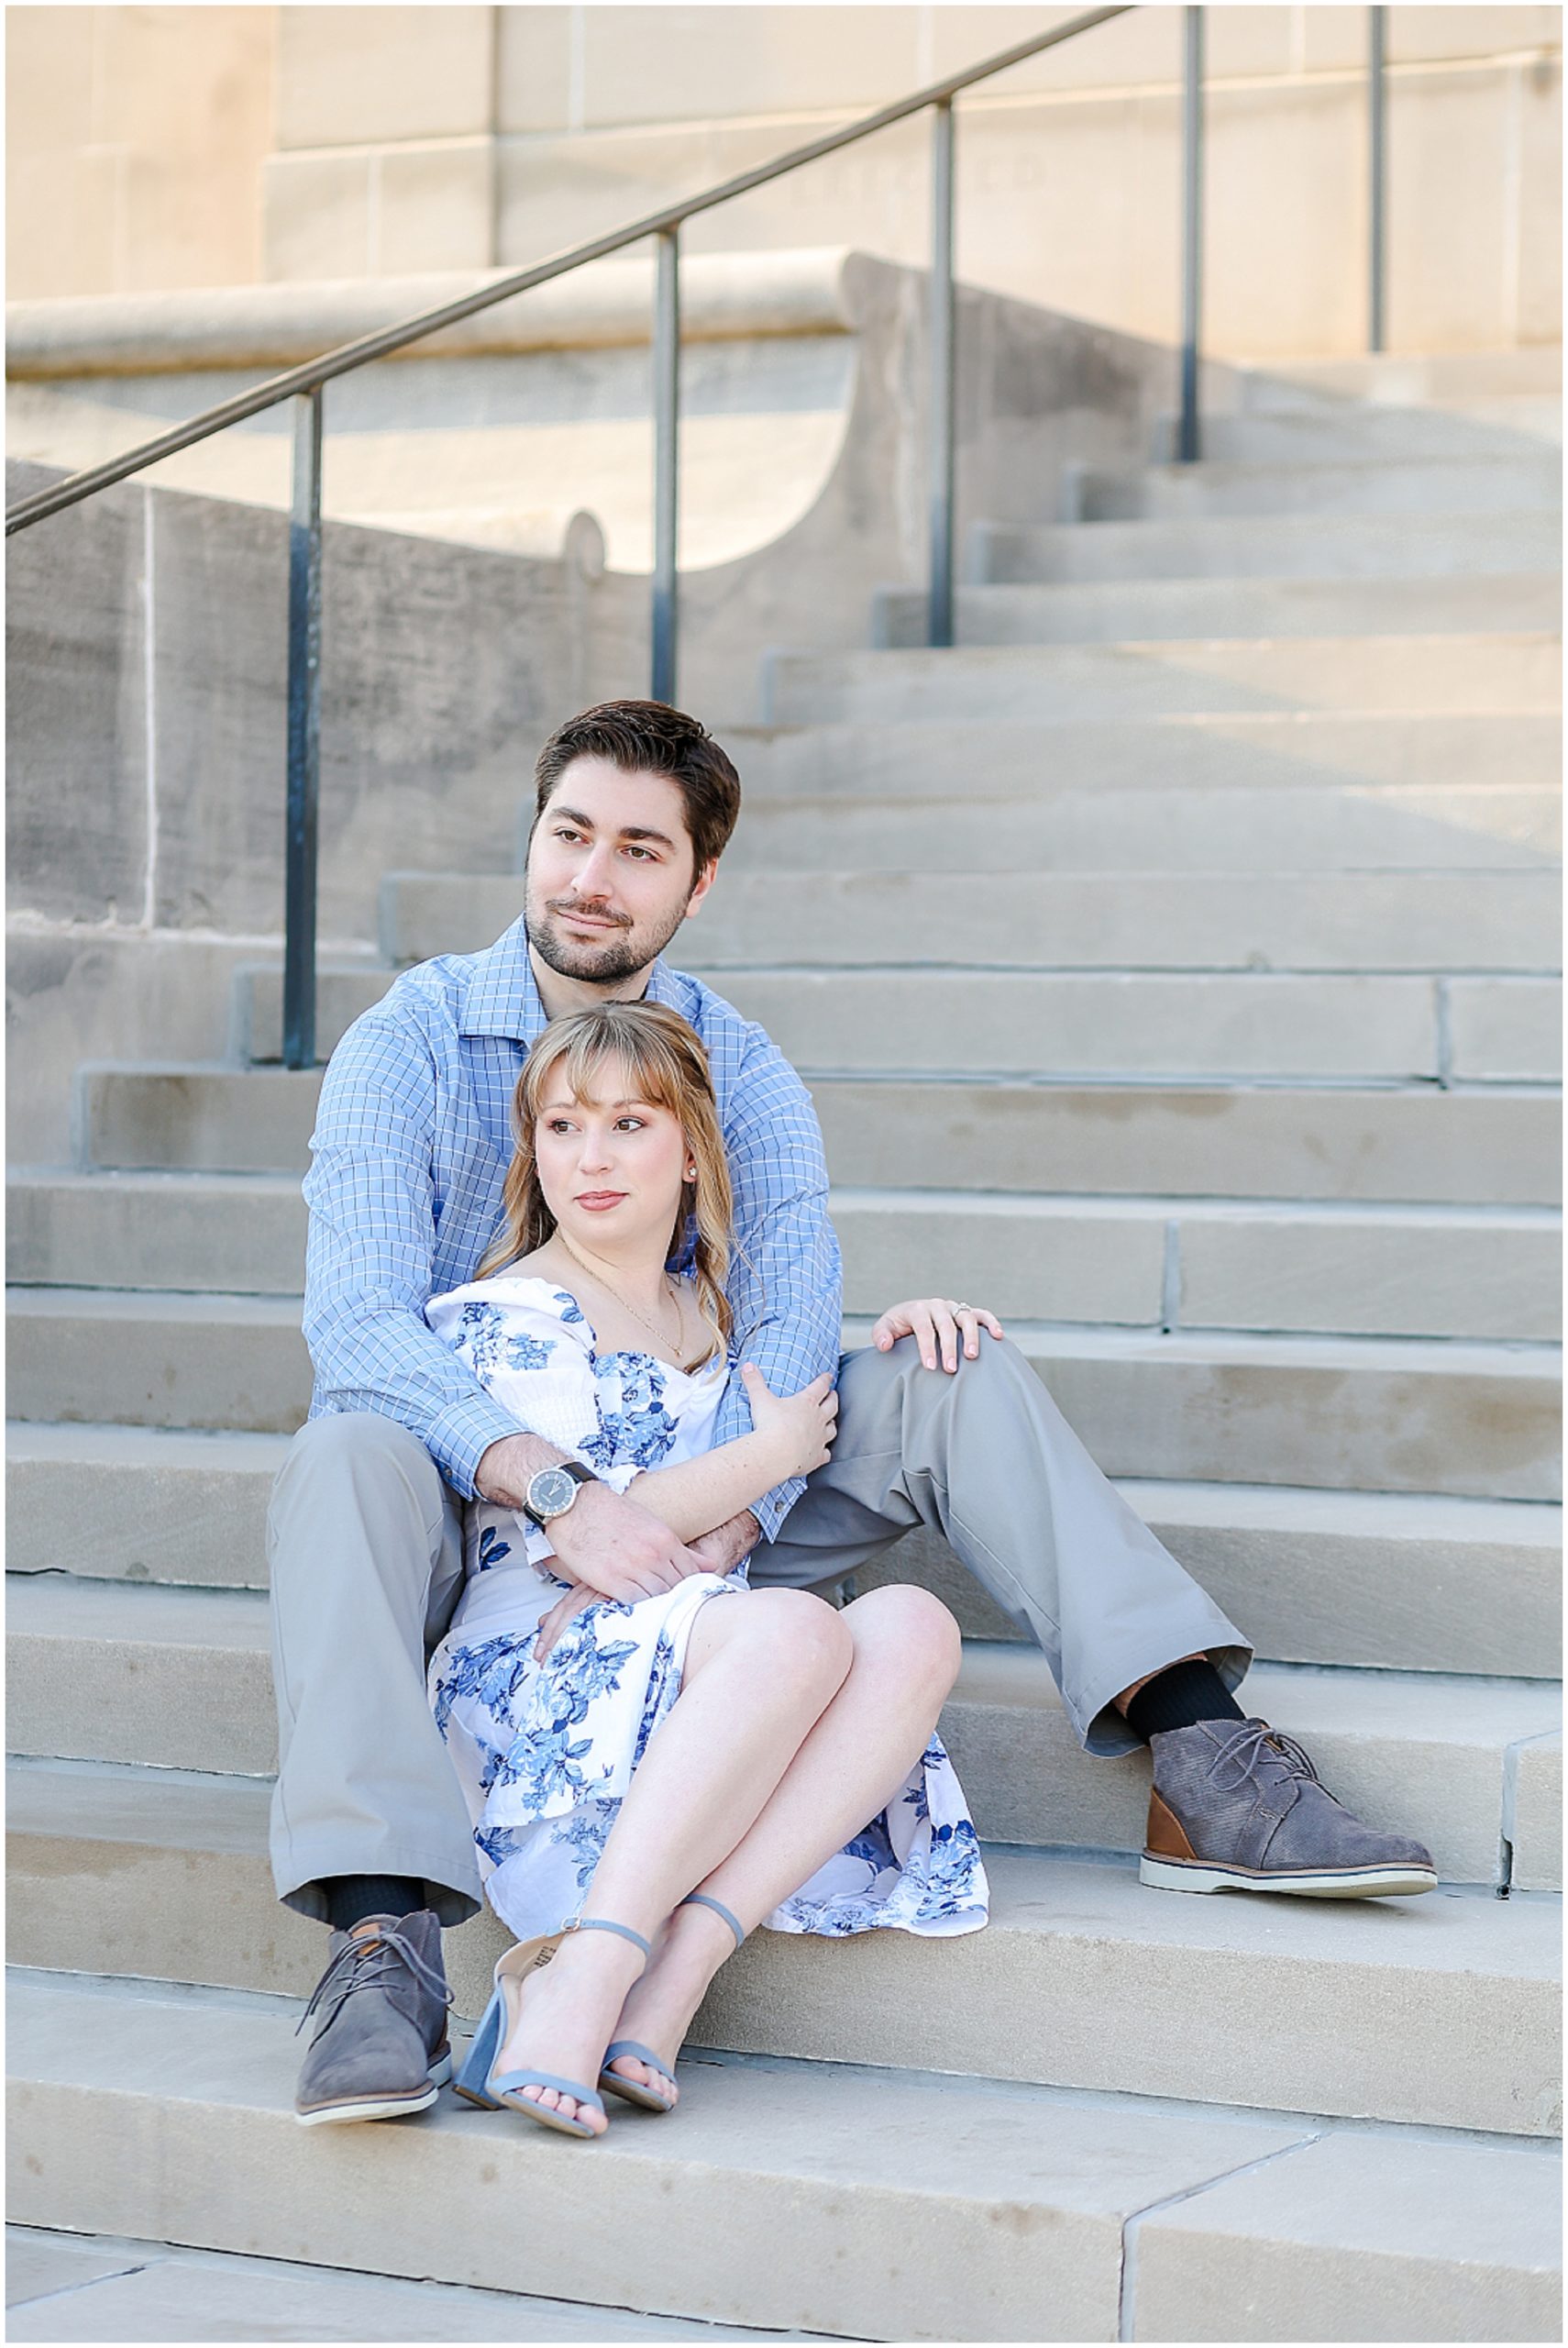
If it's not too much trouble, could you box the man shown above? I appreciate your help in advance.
[272,700,1435,2126]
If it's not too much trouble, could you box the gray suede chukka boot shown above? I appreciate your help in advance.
[294,1910,454,2124]
[1141,1718,1438,1899]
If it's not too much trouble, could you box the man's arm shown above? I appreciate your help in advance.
[303,1008,523,1495]
[709,1033,844,1542]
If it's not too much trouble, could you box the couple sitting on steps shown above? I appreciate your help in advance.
[272,698,1437,2139]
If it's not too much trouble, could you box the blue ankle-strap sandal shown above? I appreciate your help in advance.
[597,1892,747,2117]
[454,1915,651,2140]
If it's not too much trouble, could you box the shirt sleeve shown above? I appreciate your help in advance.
[302,1008,522,1496]
[711,1027,843,1542]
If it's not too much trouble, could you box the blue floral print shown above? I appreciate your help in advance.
[425,1278,988,1946]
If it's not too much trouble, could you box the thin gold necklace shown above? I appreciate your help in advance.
[556,1235,694,1368]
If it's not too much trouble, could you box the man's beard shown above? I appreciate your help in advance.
[525,886,690,987]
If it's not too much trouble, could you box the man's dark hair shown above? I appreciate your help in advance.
[533,702,742,874]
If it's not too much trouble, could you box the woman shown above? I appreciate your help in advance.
[425,1000,988,2140]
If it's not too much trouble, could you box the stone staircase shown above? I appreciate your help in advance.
[7,348,1562,2342]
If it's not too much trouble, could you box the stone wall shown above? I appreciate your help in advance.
[7,6,1562,355]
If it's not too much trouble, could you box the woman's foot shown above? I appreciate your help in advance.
[493,1927,646,2135]
[602,1900,737,2109]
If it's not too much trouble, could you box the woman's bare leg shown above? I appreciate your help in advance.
[492,1588,851,2131]
[605,1584,962,2103]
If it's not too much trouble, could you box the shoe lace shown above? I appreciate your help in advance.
[294,1922,454,2040]
[1204,1719,1323,1797]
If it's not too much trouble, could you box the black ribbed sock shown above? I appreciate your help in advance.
[324,1875,425,1933]
[1123,1657,1245,1744]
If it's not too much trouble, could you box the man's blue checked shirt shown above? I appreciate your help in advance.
[303,914,843,1542]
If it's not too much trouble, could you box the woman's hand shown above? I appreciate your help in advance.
[534,1582,599,1664]
[872,1298,1005,1372]
[740,1363,838,1479]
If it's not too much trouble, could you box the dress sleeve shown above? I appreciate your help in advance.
[424,1287,640,1496]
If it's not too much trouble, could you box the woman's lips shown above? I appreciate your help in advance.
[575,1191,627,1211]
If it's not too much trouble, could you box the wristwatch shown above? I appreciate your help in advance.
[521,1459,596,1530]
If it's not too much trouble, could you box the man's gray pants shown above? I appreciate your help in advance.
[268,1335,1252,1926]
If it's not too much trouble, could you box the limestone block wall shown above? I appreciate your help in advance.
[7,6,1561,355]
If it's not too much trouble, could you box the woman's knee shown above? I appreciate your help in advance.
[739,1587,855,1695]
[845,1583,963,1691]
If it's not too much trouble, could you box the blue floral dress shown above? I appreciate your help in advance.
[424,1276,988,1945]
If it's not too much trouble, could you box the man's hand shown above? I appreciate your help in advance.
[532,1507,760,1665]
[547,1479,710,1600]
[477,1430,708,1600]
[871,1297,1005,1373]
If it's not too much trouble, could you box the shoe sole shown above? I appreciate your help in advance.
[295,2048,452,2126]
[1140,1854,1439,1899]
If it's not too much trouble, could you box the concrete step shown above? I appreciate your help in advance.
[13,1171,1559,1346]
[877,575,1563,650]
[726,713,1562,800]
[349,954,1564,1088]
[685,971,1560,1085]
[6,1577,1559,1890]
[1236,349,1562,405]
[3,2224,818,2344]
[8,1761,1561,2138]
[1152,406,1563,462]
[764,635,1562,726]
[8,1171,309,1295]
[75,1063,1562,1204]
[378,869,1562,980]
[969,508,1562,586]
[9,1424,1560,1680]
[6,1289,311,1436]
[721,785,1562,874]
[1078,453,1562,523]
[8,1290,1558,1497]
[16,1977,1559,2344]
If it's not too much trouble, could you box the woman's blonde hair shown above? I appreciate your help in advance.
[475,1000,734,1363]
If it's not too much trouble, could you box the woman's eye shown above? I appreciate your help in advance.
[615,1116,645,1131]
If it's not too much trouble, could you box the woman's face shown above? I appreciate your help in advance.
[532,1053,689,1261]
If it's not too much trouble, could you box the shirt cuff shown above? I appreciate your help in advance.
[426,1392,531,1499]
[750,1472,804,1545]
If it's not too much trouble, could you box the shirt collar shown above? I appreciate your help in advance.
[458,914,685,1042]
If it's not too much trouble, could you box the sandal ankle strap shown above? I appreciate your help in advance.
[568,1915,652,1957]
[681,1892,745,1949]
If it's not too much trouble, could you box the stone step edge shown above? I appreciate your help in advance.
[7,1968,1562,2345]
[11,1751,1555,1977]
[8,1423,1559,1536]
[10,1287,1560,1374]
[10,1571,1557,1744]
[11,1761,1561,2137]
[14,1165,1562,1234]
[1,2224,823,2347]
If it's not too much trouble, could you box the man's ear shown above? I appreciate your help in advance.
[682,858,719,918]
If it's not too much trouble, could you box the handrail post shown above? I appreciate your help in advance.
[1177,5,1204,463]
[928,96,957,648]
[1367,4,1387,353]
[651,226,680,704]
[282,388,323,1071]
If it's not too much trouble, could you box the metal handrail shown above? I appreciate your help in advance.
[5,7,1129,537]
[6,4,1394,1066]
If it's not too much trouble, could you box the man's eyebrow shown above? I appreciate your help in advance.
[548,803,677,851]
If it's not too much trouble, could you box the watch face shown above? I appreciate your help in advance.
[528,1467,580,1520]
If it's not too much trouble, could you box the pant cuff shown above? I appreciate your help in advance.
[273,1835,482,1931]
[1071,1634,1254,1758]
